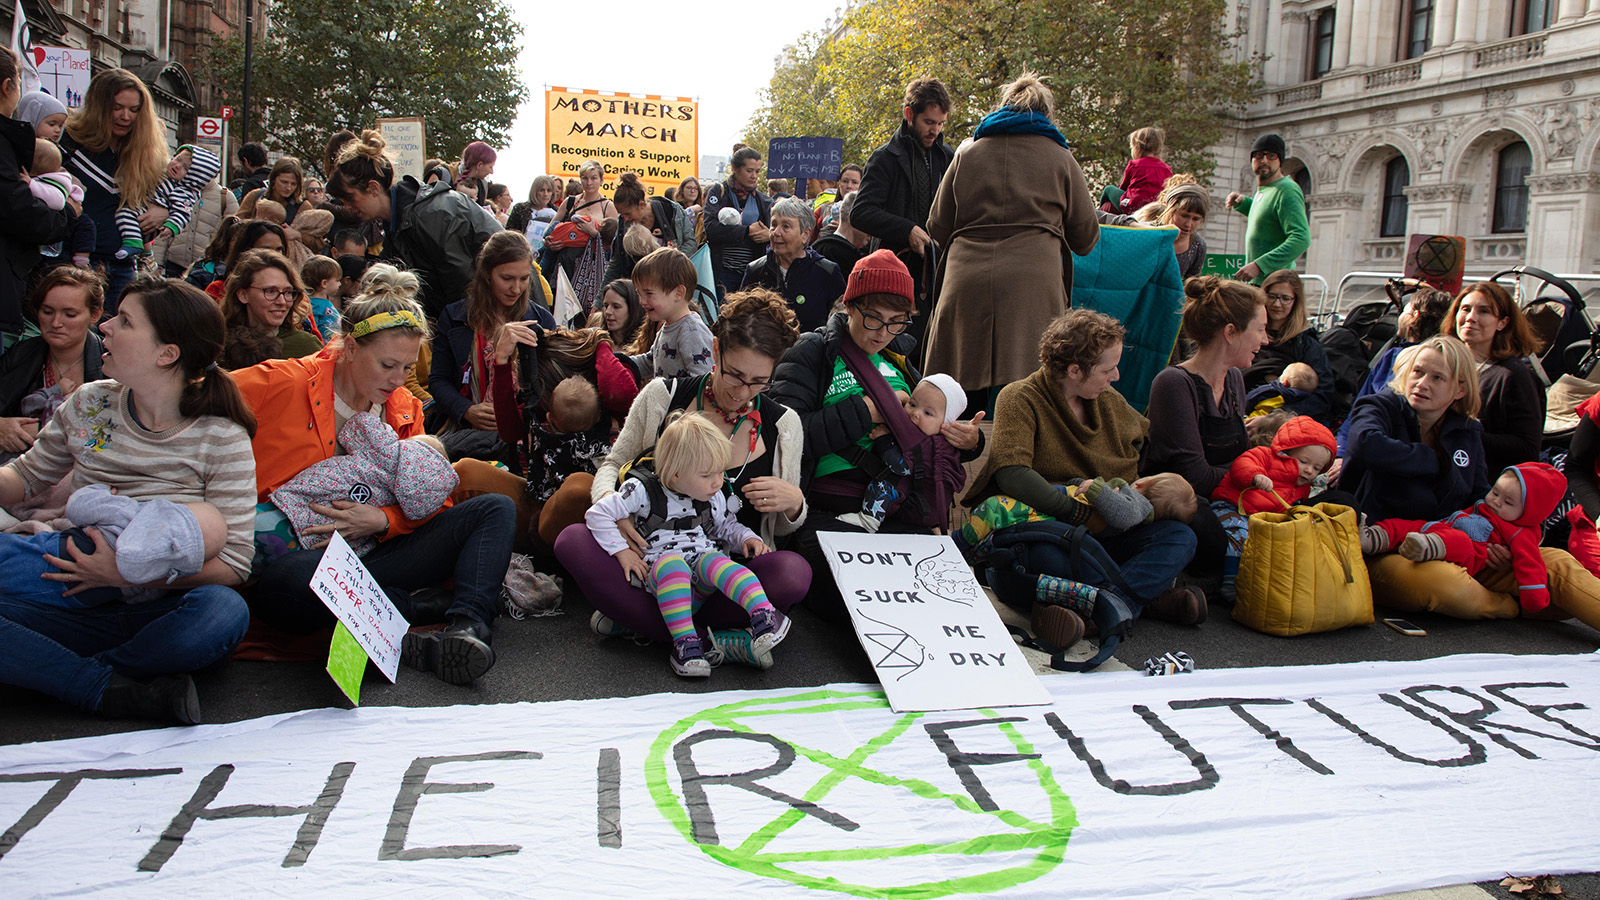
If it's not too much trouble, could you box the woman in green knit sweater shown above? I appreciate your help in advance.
[963,309,1204,641]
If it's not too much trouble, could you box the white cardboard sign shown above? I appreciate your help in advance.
[309,532,408,681]
[818,532,1052,712]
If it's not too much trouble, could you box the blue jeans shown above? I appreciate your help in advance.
[93,256,136,315]
[0,533,249,711]
[986,519,1197,615]
[249,494,515,633]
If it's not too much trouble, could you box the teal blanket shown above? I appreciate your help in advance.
[1070,225,1183,413]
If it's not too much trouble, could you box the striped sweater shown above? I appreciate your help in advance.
[7,381,258,581]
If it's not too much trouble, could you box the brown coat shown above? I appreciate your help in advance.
[925,133,1099,390]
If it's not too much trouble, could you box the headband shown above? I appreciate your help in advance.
[349,310,423,339]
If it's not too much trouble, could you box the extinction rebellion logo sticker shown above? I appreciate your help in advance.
[644,689,1076,897]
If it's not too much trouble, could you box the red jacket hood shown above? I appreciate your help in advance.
[1270,415,1337,460]
[1501,462,1568,527]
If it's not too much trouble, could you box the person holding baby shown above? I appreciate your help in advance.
[1241,270,1336,425]
[964,308,1202,647]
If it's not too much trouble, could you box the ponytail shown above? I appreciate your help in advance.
[125,276,259,436]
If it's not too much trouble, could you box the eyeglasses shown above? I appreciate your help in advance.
[859,308,912,335]
[307,186,325,194]
[252,286,303,302]
[1265,292,1297,306]
[718,353,771,392]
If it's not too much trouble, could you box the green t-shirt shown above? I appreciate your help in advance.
[814,351,911,478]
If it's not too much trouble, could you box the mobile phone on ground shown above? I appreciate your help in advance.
[1383,617,1426,636]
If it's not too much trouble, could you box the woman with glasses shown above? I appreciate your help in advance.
[219,250,321,369]
[769,251,985,626]
[554,288,814,656]
[1241,270,1336,424]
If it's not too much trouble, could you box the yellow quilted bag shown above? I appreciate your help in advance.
[1233,492,1374,636]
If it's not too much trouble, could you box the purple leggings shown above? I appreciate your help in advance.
[553,523,812,643]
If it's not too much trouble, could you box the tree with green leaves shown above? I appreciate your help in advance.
[745,0,1258,187]
[205,0,527,172]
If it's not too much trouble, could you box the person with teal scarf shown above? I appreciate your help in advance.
[926,72,1100,415]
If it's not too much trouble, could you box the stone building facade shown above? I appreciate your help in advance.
[1210,0,1600,296]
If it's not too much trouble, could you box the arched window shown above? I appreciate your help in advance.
[1492,141,1531,234]
[1381,156,1410,237]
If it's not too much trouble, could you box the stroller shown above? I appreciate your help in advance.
[1489,266,1599,450]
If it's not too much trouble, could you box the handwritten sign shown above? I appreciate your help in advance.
[817,532,1052,713]
[766,137,845,180]
[376,117,426,185]
[33,46,91,108]
[545,87,699,196]
[309,531,408,683]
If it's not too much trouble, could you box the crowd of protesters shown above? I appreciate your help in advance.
[0,58,1594,727]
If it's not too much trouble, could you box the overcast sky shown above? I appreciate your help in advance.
[494,0,845,196]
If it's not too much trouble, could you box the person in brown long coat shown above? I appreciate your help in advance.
[925,72,1100,413]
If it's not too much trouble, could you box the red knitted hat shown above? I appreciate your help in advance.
[843,249,914,306]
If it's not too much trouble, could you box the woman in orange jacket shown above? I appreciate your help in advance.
[233,264,515,687]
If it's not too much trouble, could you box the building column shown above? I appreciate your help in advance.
[1525,174,1600,275]
[1305,193,1366,291]
[1333,0,1356,68]
[1454,0,1479,44]
[1434,0,1458,47]
[1348,0,1373,67]
[1559,0,1586,21]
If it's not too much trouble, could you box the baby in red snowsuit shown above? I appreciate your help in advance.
[1211,415,1337,514]
[1360,462,1567,612]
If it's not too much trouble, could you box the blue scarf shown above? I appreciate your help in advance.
[973,109,1069,149]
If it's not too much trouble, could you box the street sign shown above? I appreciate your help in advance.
[219,106,233,120]
[195,116,223,145]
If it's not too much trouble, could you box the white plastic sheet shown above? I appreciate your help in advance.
[2,653,1598,899]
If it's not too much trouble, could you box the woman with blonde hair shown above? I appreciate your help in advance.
[234,265,516,686]
[1241,269,1336,423]
[60,68,171,311]
[926,71,1099,414]
[238,156,333,264]
[1135,174,1210,280]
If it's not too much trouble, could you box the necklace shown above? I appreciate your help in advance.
[702,377,750,426]
[43,352,84,389]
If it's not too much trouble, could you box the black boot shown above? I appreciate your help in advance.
[403,587,455,626]
[97,673,202,725]
[401,615,495,685]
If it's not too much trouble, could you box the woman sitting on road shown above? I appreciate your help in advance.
[554,288,812,656]
[966,309,1203,641]
[1348,335,1600,633]
[235,266,516,686]
[0,277,258,725]
[219,249,321,369]
[427,231,556,462]
[1242,270,1336,425]
[0,267,107,466]
[1441,282,1545,477]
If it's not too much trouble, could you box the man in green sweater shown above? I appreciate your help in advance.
[1225,133,1310,285]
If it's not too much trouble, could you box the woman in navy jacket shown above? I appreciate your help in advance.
[1342,335,1487,523]
[1242,270,1336,424]
[427,231,554,460]
[740,196,844,333]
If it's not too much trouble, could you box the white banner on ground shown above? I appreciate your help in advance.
[2,654,1599,899]
[818,532,1051,712]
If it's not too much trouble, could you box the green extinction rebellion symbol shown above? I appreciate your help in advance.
[645,689,1076,897]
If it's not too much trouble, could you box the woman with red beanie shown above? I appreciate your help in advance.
[770,250,987,626]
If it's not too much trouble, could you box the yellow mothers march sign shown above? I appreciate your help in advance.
[545,87,699,196]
